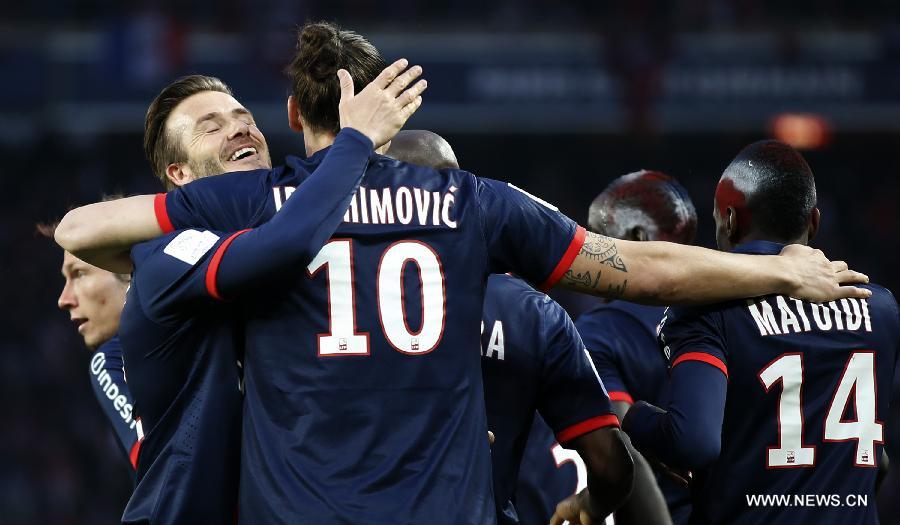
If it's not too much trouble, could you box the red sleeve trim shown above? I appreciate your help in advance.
[129,439,142,470]
[556,414,620,444]
[205,229,252,301]
[540,225,587,291]
[671,352,729,378]
[154,193,174,233]
[608,391,634,404]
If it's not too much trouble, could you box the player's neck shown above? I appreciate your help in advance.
[304,130,391,157]
[303,130,336,157]
[736,230,808,248]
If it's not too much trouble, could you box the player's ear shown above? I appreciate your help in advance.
[726,206,741,244]
[166,163,192,188]
[287,96,303,133]
[629,225,648,242]
[807,207,821,242]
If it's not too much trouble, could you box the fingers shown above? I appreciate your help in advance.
[373,58,409,89]
[487,431,495,445]
[400,79,428,106]
[385,64,423,97]
[833,285,873,299]
[400,96,423,121]
[548,511,564,525]
[337,69,354,104]
[397,79,428,121]
[835,269,870,285]
[550,498,577,525]
[829,260,849,273]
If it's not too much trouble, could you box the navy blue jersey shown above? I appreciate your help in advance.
[891,360,900,462]
[577,301,692,523]
[159,146,585,524]
[578,302,667,406]
[119,232,243,525]
[119,128,374,524]
[625,241,900,525]
[89,336,141,470]
[481,274,616,524]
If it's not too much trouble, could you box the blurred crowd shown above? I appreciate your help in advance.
[5,0,900,30]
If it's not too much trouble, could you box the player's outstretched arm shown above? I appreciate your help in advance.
[549,427,635,525]
[208,62,427,298]
[558,232,871,305]
[56,58,426,274]
[207,128,372,299]
[55,194,161,274]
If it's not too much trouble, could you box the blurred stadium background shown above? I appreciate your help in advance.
[3,1,900,523]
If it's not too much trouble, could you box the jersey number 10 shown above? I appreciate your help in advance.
[758,351,883,468]
[307,239,446,356]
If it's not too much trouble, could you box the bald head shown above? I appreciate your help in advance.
[387,130,459,170]
[588,170,697,244]
[714,140,818,250]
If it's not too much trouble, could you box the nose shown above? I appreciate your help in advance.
[227,118,251,141]
[58,280,77,310]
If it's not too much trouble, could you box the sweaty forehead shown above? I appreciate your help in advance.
[166,91,246,132]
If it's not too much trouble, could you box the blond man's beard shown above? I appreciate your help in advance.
[186,155,228,179]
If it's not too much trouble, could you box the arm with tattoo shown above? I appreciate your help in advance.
[558,231,871,305]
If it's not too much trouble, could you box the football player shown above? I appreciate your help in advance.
[624,140,899,525]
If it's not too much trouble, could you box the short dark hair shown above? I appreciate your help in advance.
[721,140,816,242]
[144,75,233,190]
[284,22,386,135]
[588,170,697,244]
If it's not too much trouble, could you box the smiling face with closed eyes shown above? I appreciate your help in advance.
[163,90,273,186]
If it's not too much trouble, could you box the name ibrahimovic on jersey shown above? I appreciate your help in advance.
[274,184,459,228]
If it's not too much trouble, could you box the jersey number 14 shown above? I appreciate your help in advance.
[758,351,883,468]
[307,239,446,356]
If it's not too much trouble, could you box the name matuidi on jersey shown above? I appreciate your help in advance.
[746,296,872,337]
[274,185,459,228]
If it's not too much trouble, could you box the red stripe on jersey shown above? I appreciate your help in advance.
[205,229,251,300]
[154,193,175,233]
[556,414,621,444]
[608,391,634,404]
[540,226,587,291]
[129,439,142,470]
[672,352,729,378]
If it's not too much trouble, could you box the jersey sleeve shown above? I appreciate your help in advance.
[622,305,729,470]
[535,297,619,445]
[578,310,655,405]
[475,178,585,291]
[658,305,729,378]
[130,231,232,325]
[88,338,141,470]
[156,169,273,233]
[622,361,727,470]
[135,128,376,317]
